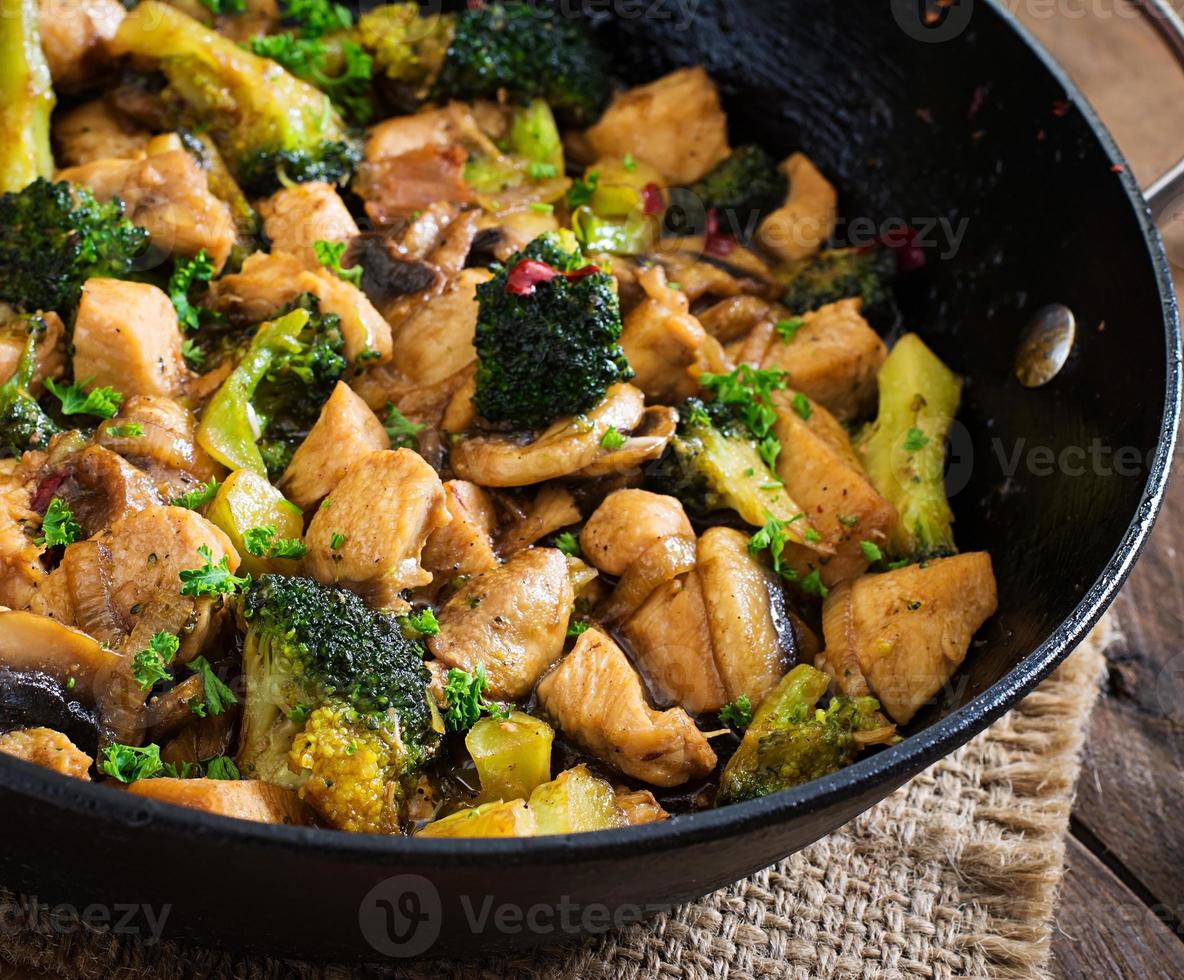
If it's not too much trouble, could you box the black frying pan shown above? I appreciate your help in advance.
[0,0,1178,961]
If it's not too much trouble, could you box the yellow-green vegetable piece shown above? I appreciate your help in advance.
[465,710,554,804]
[206,470,304,577]
[528,764,623,835]
[855,332,962,560]
[417,799,536,838]
[0,0,55,193]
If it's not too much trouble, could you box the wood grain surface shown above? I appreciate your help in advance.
[1016,5,1184,978]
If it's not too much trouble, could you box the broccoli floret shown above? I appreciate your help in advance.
[780,246,897,323]
[196,298,345,478]
[354,2,456,100]
[0,179,149,315]
[472,232,631,430]
[237,574,440,832]
[647,397,807,531]
[717,664,890,804]
[432,2,610,124]
[113,1,361,197]
[0,0,55,195]
[0,319,58,458]
[854,333,962,561]
[665,145,786,237]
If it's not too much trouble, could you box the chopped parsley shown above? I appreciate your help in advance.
[622,153,637,172]
[105,423,144,438]
[837,514,861,528]
[44,377,122,419]
[774,317,805,343]
[567,619,590,638]
[528,202,554,214]
[98,743,187,783]
[600,426,628,451]
[791,393,812,421]
[566,169,600,209]
[554,531,581,557]
[398,608,440,637]
[860,540,884,562]
[167,250,218,332]
[383,403,424,449]
[312,240,362,288]
[904,427,930,452]
[199,0,246,13]
[329,531,345,551]
[187,655,238,716]
[35,498,81,548]
[700,364,788,470]
[800,567,829,598]
[170,478,219,511]
[528,161,558,180]
[181,339,206,368]
[131,631,179,691]
[747,511,803,577]
[205,756,241,780]
[719,694,752,730]
[178,544,251,597]
[249,28,373,124]
[442,663,509,731]
[243,524,307,560]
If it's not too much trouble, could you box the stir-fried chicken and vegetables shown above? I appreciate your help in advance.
[0,0,998,836]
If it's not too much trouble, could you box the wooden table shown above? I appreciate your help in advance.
[1013,7,1184,977]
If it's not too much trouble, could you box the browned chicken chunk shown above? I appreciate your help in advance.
[579,488,694,577]
[258,182,360,269]
[53,98,150,167]
[536,628,717,787]
[38,0,125,91]
[0,727,93,780]
[821,553,998,724]
[303,449,451,610]
[757,152,838,263]
[127,778,311,825]
[422,480,499,579]
[427,548,573,700]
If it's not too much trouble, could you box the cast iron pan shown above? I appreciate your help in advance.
[0,0,1178,962]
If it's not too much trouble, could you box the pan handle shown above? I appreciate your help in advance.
[1136,0,1184,216]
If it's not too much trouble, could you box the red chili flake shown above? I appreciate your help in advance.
[915,107,934,125]
[641,183,664,216]
[505,259,601,296]
[1035,129,1046,142]
[924,9,940,24]
[967,84,987,121]
[31,471,68,514]
[1110,163,1125,174]
[879,226,927,274]
[1052,100,1070,117]
[703,208,735,258]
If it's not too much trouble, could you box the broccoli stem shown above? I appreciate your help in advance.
[0,0,55,194]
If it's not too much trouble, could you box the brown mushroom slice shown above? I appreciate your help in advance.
[427,548,573,701]
[821,553,998,725]
[756,152,838,264]
[450,383,646,487]
[496,484,580,558]
[574,405,678,479]
[0,728,93,780]
[613,786,669,825]
[0,611,120,702]
[126,778,311,826]
[536,628,716,788]
[696,527,788,706]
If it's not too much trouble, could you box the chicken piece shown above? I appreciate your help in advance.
[258,182,360,269]
[126,778,311,825]
[355,145,473,225]
[422,480,499,579]
[761,298,887,422]
[364,104,476,162]
[772,389,897,588]
[451,383,646,487]
[613,786,669,825]
[392,268,489,386]
[497,484,580,558]
[579,489,693,577]
[0,464,44,609]
[697,295,781,344]
[278,381,390,510]
[584,67,730,185]
[536,628,716,787]
[620,266,724,404]
[427,548,573,700]
[57,149,237,271]
[757,153,838,264]
[304,449,450,610]
[61,445,163,536]
[72,279,189,399]
[621,569,727,714]
[209,251,393,363]
[0,312,64,395]
[38,0,125,91]
[822,553,998,725]
[573,404,678,479]
[695,527,788,706]
[0,728,92,780]
[53,98,150,166]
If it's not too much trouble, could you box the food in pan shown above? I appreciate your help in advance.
[0,0,998,836]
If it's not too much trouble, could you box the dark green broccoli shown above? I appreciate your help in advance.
[114,2,361,197]
[0,0,55,194]
[0,179,149,315]
[0,319,58,458]
[196,297,345,478]
[718,664,891,804]
[473,232,631,430]
[432,2,610,124]
[665,145,786,237]
[780,246,897,322]
[237,574,440,832]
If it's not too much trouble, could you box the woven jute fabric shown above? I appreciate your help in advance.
[0,620,1111,980]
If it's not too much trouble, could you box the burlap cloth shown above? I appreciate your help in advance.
[0,620,1112,980]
